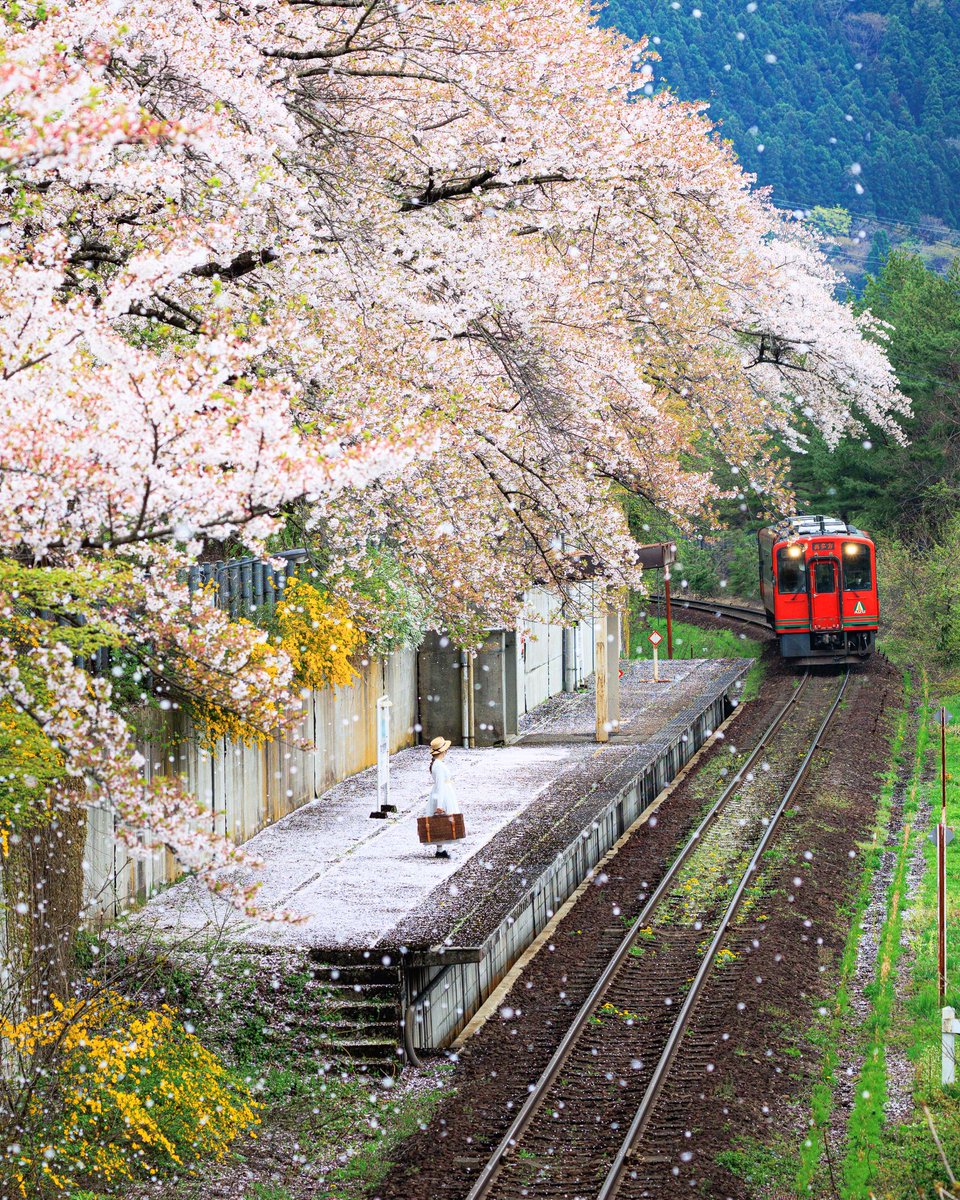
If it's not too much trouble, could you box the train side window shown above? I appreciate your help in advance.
[842,542,872,590]
[776,547,806,594]
[813,561,836,593]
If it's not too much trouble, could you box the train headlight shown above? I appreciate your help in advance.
[844,543,862,555]
[787,546,802,557]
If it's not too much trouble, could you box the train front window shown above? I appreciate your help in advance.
[842,542,872,590]
[776,546,806,594]
[813,561,836,593]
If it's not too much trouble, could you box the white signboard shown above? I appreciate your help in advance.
[376,695,392,811]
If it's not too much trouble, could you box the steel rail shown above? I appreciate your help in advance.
[647,595,770,631]
[597,668,850,1200]
[464,672,812,1200]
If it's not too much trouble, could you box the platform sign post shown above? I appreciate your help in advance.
[369,695,396,819]
[648,629,663,683]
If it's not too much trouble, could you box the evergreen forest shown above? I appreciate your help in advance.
[603,0,960,229]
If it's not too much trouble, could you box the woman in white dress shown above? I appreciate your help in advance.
[425,736,460,858]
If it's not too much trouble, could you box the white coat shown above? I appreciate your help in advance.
[425,757,460,816]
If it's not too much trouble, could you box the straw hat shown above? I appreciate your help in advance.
[429,736,452,757]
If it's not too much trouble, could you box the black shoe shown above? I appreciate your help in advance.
[435,848,450,859]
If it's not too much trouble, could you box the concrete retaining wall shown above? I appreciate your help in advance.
[516,586,600,713]
[84,650,418,916]
[81,584,616,918]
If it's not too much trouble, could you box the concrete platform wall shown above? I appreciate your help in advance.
[419,586,606,746]
[84,650,417,916]
[516,586,600,713]
[404,684,734,1051]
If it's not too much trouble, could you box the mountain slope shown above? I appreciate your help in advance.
[602,0,960,227]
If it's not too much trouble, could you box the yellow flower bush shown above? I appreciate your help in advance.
[189,636,289,750]
[2,991,259,1196]
[275,576,362,691]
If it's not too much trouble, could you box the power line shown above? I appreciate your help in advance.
[775,194,960,244]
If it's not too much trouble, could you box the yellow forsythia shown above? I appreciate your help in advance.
[189,637,287,750]
[2,991,259,1195]
[275,576,362,691]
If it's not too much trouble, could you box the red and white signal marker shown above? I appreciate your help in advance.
[648,629,663,681]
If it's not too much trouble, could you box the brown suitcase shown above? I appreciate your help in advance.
[417,814,465,844]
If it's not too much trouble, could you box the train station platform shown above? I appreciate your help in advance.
[141,656,749,1049]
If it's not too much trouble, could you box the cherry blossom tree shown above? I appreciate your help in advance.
[0,0,908,930]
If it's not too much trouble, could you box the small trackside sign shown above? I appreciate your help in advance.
[853,600,866,614]
[648,630,663,646]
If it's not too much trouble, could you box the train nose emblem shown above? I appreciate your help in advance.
[854,600,866,614]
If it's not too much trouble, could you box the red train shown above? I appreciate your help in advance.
[758,516,878,665]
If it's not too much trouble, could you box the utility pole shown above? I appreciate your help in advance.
[941,706,949,1004]
[933,706,954,1005]
[663,567,674,660]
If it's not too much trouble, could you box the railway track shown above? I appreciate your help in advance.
[647,595,771,631]
[465,668,849,1200]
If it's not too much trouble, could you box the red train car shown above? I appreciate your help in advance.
[758,515,878,665]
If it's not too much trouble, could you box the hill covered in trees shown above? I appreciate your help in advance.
[603,0,960,228]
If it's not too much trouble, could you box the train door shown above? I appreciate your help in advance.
[808,558,842,631]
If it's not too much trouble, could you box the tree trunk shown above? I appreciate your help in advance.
[2,782,87,1014]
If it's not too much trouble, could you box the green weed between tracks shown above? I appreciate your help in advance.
[720,670,915,1197]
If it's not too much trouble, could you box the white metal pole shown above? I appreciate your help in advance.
[653,643,660,684]
[943,1006,956,1086]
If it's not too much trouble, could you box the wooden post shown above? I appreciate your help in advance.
[943,707,949,827]
[460,650,470,749]
[595,611,609,743]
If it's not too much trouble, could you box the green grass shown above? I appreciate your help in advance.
[320,1069,454,1198]
[716,671,912,1197]
[787,670,920,1197]
[858,684,960,1198]
[129,947,453,1200]
[717,1139,800,1192]
[629,613,766,701]
[794,674,960,1198]
[837,672,927,1196]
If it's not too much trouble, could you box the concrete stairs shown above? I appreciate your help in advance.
[312,960,404,1072]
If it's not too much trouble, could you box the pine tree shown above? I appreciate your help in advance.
[865,229,891,278]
